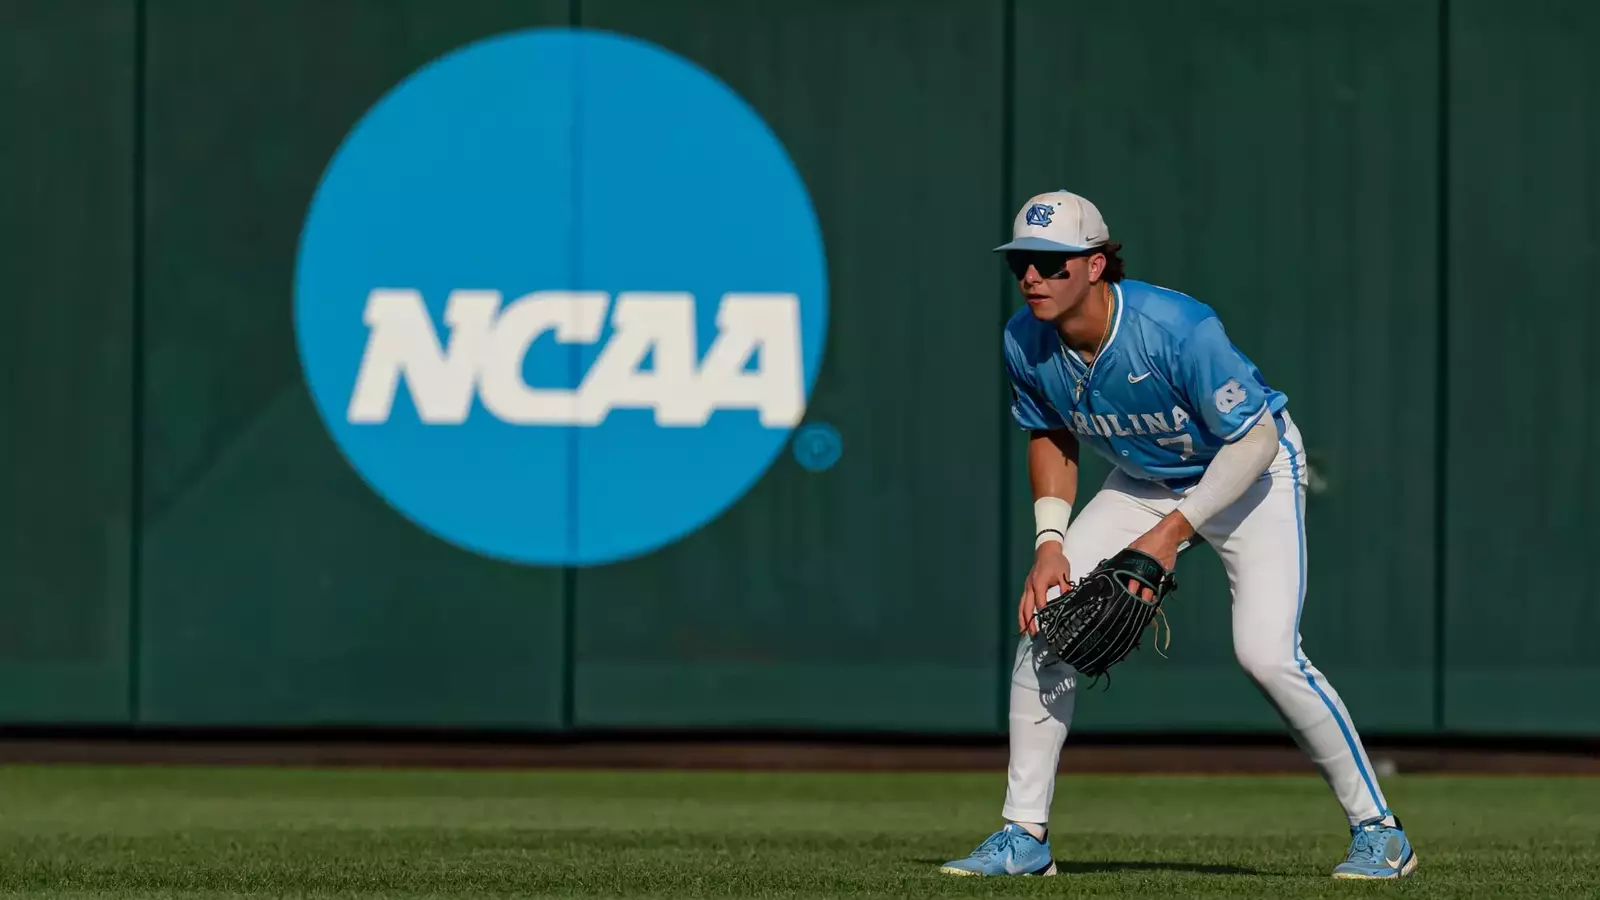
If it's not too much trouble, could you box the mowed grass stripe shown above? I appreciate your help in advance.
[0,766,1594,898]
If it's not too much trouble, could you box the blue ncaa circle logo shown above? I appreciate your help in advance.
[294,28,828,567]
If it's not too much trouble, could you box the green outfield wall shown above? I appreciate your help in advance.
[0,0,1594,736]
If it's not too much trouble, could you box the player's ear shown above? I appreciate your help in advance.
[1088,251,1107,282]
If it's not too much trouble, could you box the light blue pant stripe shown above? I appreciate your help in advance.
[1281,434,1388,818]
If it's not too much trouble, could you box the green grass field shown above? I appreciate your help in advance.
[0,765,1595,899]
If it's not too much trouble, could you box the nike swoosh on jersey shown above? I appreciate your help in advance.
[1128,372,1152,383]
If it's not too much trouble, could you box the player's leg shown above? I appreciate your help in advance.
[1198,413,1416,879]
[1003,471,1160,827]
[941,472,1161,877]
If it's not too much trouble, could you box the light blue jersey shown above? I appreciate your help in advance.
[1005,279,1288,491]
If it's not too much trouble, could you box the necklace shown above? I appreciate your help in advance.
[1065,283,1115,401]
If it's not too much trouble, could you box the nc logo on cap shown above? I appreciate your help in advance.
[293,27,829,567]
[994,189,1109,254]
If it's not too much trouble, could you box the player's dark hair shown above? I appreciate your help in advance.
[1096,242,1126,284]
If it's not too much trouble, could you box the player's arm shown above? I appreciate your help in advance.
[1138,413,1279,557]
[1003,331,1078,635]
[1028,428,1078,552]
[1021,428,1079,636]
[1173,413,1278,532]
[1129,315,1279,583]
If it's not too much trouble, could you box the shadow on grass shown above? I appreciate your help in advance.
[1054,860,1258,875]
[913,858,1259,876]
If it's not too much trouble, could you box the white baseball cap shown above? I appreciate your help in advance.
[992,190,1110,253]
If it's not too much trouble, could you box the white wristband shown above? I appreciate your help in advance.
[1033,497,1072,551]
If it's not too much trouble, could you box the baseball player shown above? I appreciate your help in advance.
[939,190,1418,880]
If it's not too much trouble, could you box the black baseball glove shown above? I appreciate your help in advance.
[1030,547,1178,684]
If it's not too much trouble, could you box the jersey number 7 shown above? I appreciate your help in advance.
[1157,433,1194,459]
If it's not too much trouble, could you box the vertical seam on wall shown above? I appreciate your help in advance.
[1432,0,1451,734]
[563,0,584,732]
[995,0,1016,734]
[128,0,147,725]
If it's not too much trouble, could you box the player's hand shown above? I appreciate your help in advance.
[1019,543,1072,637]
[1126,514,1193,600]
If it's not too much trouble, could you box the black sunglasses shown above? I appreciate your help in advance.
[1004,249,1084,280]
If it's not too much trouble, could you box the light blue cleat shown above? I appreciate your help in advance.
[1331,817,1419,879]
[939,823,1056,876]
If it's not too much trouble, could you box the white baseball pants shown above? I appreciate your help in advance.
[1003,414,1393,827]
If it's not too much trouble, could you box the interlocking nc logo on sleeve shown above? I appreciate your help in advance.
[347,289,804,428]
[1213,378,1247,415]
